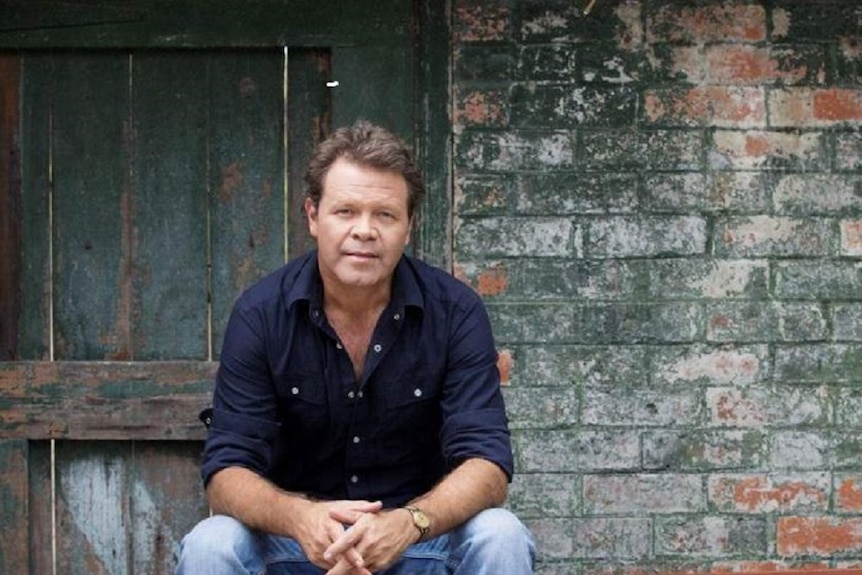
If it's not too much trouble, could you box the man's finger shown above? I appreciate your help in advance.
[324,528,362,563]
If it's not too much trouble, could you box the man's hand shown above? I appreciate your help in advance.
[291,499,383,573]
[323,507,419,575]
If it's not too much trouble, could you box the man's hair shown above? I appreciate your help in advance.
[304,121,425,218]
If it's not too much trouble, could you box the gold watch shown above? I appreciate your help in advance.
[403,505,431,540]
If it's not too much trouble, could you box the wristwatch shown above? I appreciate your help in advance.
[403,505,431,540]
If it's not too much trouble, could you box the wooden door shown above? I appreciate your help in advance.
[0,1,448,572]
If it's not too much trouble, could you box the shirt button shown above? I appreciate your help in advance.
[336,342,343,350]
[394,313,400,321]
[351,475,359,483]
[357,390,364,398]
[414,388,422,397]
[353,436,360,443]
[373,344,382,353]
[348,391,355,399]
[291,387,300,395]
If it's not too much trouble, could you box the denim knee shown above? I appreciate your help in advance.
[175,515,260,575]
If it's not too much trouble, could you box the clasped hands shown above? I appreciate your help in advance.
[299,499,419,575]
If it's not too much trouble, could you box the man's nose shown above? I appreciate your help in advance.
[350,214,377,239]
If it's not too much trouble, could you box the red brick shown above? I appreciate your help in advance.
[709,475,828,513]
[841,221,862,256]
[814,89,862,122]
[771,89,862,127]
[645,87,765,127]
[777,517,862,556]
[647,4,766,43]
[453,4,510,42]
[706,45,807,85]
[710,560,831,572]
[496,348,513,386]
[454,89,508,128]
[837,476,862,512]
[453,262,509,296]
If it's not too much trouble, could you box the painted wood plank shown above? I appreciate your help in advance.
[0,0,411,49]
[50,53,131,360]
[0,54,22,361]
[208,51,286,355]
[0,439,29,573]
[132,52,210,360]
[27,440,54,575]
[0,361,216,440]
[19,53,53,361]
[286,47,330,261]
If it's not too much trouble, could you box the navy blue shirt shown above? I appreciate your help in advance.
[202,251,513,508]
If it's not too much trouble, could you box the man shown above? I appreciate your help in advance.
[175,121,535,575]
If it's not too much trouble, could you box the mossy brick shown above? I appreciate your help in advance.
[706,384,831,428]
[834,132,862,171]
[579,302,702,344]
[773,174,862,215]
[709,130,827,171]
[453,88,510,128]
[580,129,703,170]
[645,87,767,128]
[833,303,862,342]
[771,1,862,42]
[454,44,515,82]
[519,345,648,387]
[575,430,642,471]
[714,216,837,257]
[775,260,862,300]
[708,472,830,514]
[647,2,765,43]
[515,429,641,473]
[770,430,830,470]
[487,303,576,343]
[525,518,574,561]
[510,84,638,128]
[582,385,702,426]
[643,429,767,471]
[578,44,650,85]
[571,518,652,559]
[508,473,579,518]
[833,431,862,470]
[841,220,862,256]
[651,344,770,387]
[645,43,705,84]
[654,515,768,557]
[516,172,639,215]
[454,173,512,215]
[706,301,827,343]
[452,1,512,43]
[587,215,707,258]
[508,259,643,302]
[774,344,862,384]
[835,388,862,427]
[454,129,576,171]
[583,473,704,514]
[516,0,642,46]
[516,44,577,82]
[836,42,862,86]
[503,385,579,430]
[648,259,769,300]
[455,216,576,257]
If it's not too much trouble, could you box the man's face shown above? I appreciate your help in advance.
[305,157,413,294]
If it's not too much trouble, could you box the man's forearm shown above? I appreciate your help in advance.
[408,458,509,540]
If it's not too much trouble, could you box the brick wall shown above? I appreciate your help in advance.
[449,1,862,573]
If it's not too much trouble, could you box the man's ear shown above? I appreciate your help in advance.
[304,197,318,237]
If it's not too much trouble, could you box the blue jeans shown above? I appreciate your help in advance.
[175,508,534,575]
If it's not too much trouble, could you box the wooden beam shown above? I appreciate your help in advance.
[0,361,216,440]
[0,54,21,360]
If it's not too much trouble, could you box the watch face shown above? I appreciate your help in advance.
[415,510,430,528]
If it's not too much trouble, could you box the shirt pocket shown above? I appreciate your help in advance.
[275,376,329,436]
[381,374,442,437]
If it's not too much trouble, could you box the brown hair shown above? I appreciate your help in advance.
[304,121,425,218]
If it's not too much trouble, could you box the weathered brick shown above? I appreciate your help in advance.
[706,384,830,427]
[453,88,510,128]
[506,259,643,301]
[503,385,579,430]
[455,216,577,257]
[454,174,512,216]
[514,429,641,472]
[643,429,766,471]
[487,303,576,343]
[646,3,767,43]
[583,474,705,514]
[520,345,648,387]
[771,2,862,41]
[714,216,836,257]
[578,429,643,471]
[833,431,862,470]
[525,518,574,560]
[580,129,703,170]
[587,216,707,257]
[644,172,771,213]
[834,303,862,341]
[836,388,862,428]
[648,260,769,299]
[770,431,830,470]
[454,45,515,83]
[710,130,826,171]
[773,174,862,214]
[706,302,827,343]
[455,130,576,171]
[453,1,511,42]
[508,473,579,518]
[775,344,862,384]
[579,46,648,85]
[769,88,862,127]
[777,516,862,556]
[571,518,652,559]
[517,172,639,214]
[652,345,769,387]
[841,220,862,256]
[834,131,862,171]
[518,0,642,46]
[583,385,702,426]
[708,472,830,513]
[775,260,862,300]
[579,302,702,344]
[704,44,826,86]
[454,260,511,299]
[835,473,862,513]
[517,44,577,82]
[510,84,639,128]
[645,87,766,128]
[655,516,768,556]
